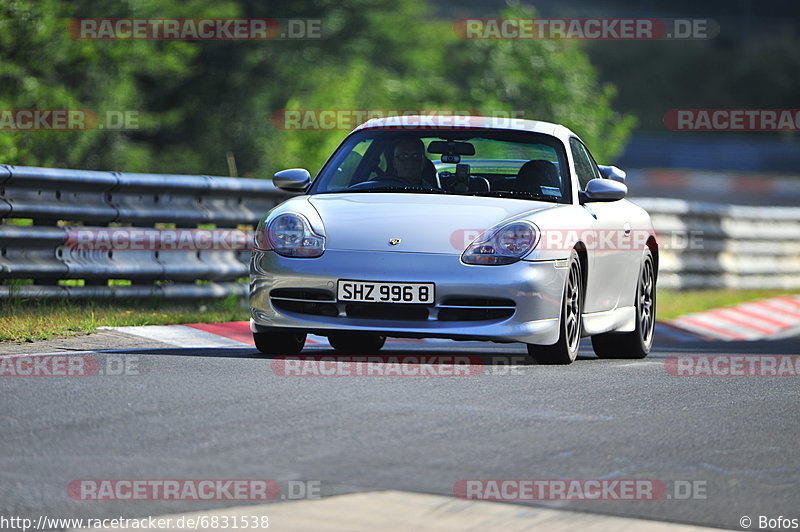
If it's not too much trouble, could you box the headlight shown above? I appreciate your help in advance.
[462,221,538,265]
[257,213,325,258]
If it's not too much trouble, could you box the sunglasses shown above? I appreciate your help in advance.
[394,153,423,161]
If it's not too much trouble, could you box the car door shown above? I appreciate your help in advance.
[569,137,630,312]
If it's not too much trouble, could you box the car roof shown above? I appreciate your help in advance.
[353,115,577,142]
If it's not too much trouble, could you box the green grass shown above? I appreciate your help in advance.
[4,218,33,226]
[656,289,798,321]
[0,294,248,343]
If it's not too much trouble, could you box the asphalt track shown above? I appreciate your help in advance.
[1,331,798,531]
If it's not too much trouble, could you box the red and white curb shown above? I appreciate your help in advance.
[103,322,439,348]
[105,321,706,348]
[105,322,318,347]
[668,295,800,341]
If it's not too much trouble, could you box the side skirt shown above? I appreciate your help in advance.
[581,306,636,336]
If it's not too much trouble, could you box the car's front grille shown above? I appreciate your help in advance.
[270,288,335,301]
[437,296,516,322]
[271,299,339,317]
[437,307,515,321]
[270,289,516,323]
[440,296,516,307]
[345,303,429,321]
[270,288,339,317]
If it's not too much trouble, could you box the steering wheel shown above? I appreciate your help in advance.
[348,176,410,189]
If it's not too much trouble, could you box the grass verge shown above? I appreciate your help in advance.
[0,294,248,343]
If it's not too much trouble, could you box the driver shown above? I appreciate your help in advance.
[391,138,434,187]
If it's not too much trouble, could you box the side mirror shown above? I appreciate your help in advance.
[598,165,626,184]
[273,168,311,192]
[580,178,627,204]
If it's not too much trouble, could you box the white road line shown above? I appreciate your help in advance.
[68,489,727,532]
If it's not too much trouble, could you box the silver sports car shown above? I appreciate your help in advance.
[250,116,657,364]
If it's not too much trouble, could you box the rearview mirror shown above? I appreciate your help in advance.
[598,165,626,184]
[273,168,311,192]
[427,141,476,156]
[580,178,627,204]
[427,141,476,164]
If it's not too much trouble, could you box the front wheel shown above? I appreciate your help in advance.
[253,330,306,356]
[527,249,583,365]
[591,249,656,359]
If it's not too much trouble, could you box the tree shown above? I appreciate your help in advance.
[0,0,634,175]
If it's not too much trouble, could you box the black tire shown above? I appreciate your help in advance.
[328,333,386,354]
[528,249,583,365]
[253,330,306,356]
[591,249,656,359]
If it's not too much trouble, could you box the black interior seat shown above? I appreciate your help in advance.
[467,176,490,192]
[422,159,440,188]
[514,160,561,193]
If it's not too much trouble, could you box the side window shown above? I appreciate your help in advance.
[328,139,373,189]
[569,138,600,190]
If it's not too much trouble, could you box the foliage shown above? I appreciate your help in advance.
[0,0,634,177]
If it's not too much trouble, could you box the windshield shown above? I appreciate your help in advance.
[309,129,572,203]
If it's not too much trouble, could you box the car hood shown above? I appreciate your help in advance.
[308,193,556,254]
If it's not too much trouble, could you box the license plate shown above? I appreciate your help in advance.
[337,280,434,304]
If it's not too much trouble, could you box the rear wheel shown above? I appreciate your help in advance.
[591,249,655,359]
[328,333,386,355]
[253,330,306,356]
[527,249,582,365]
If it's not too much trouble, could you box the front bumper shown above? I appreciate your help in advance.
[250,250,567,345]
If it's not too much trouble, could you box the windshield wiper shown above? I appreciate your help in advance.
[468,190,561,201]
[345,185,451,194]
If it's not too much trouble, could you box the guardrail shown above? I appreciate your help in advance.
[0,165,286,299]
[1,165,798,297]
[633,198,800,290]
[624,168,800,207]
